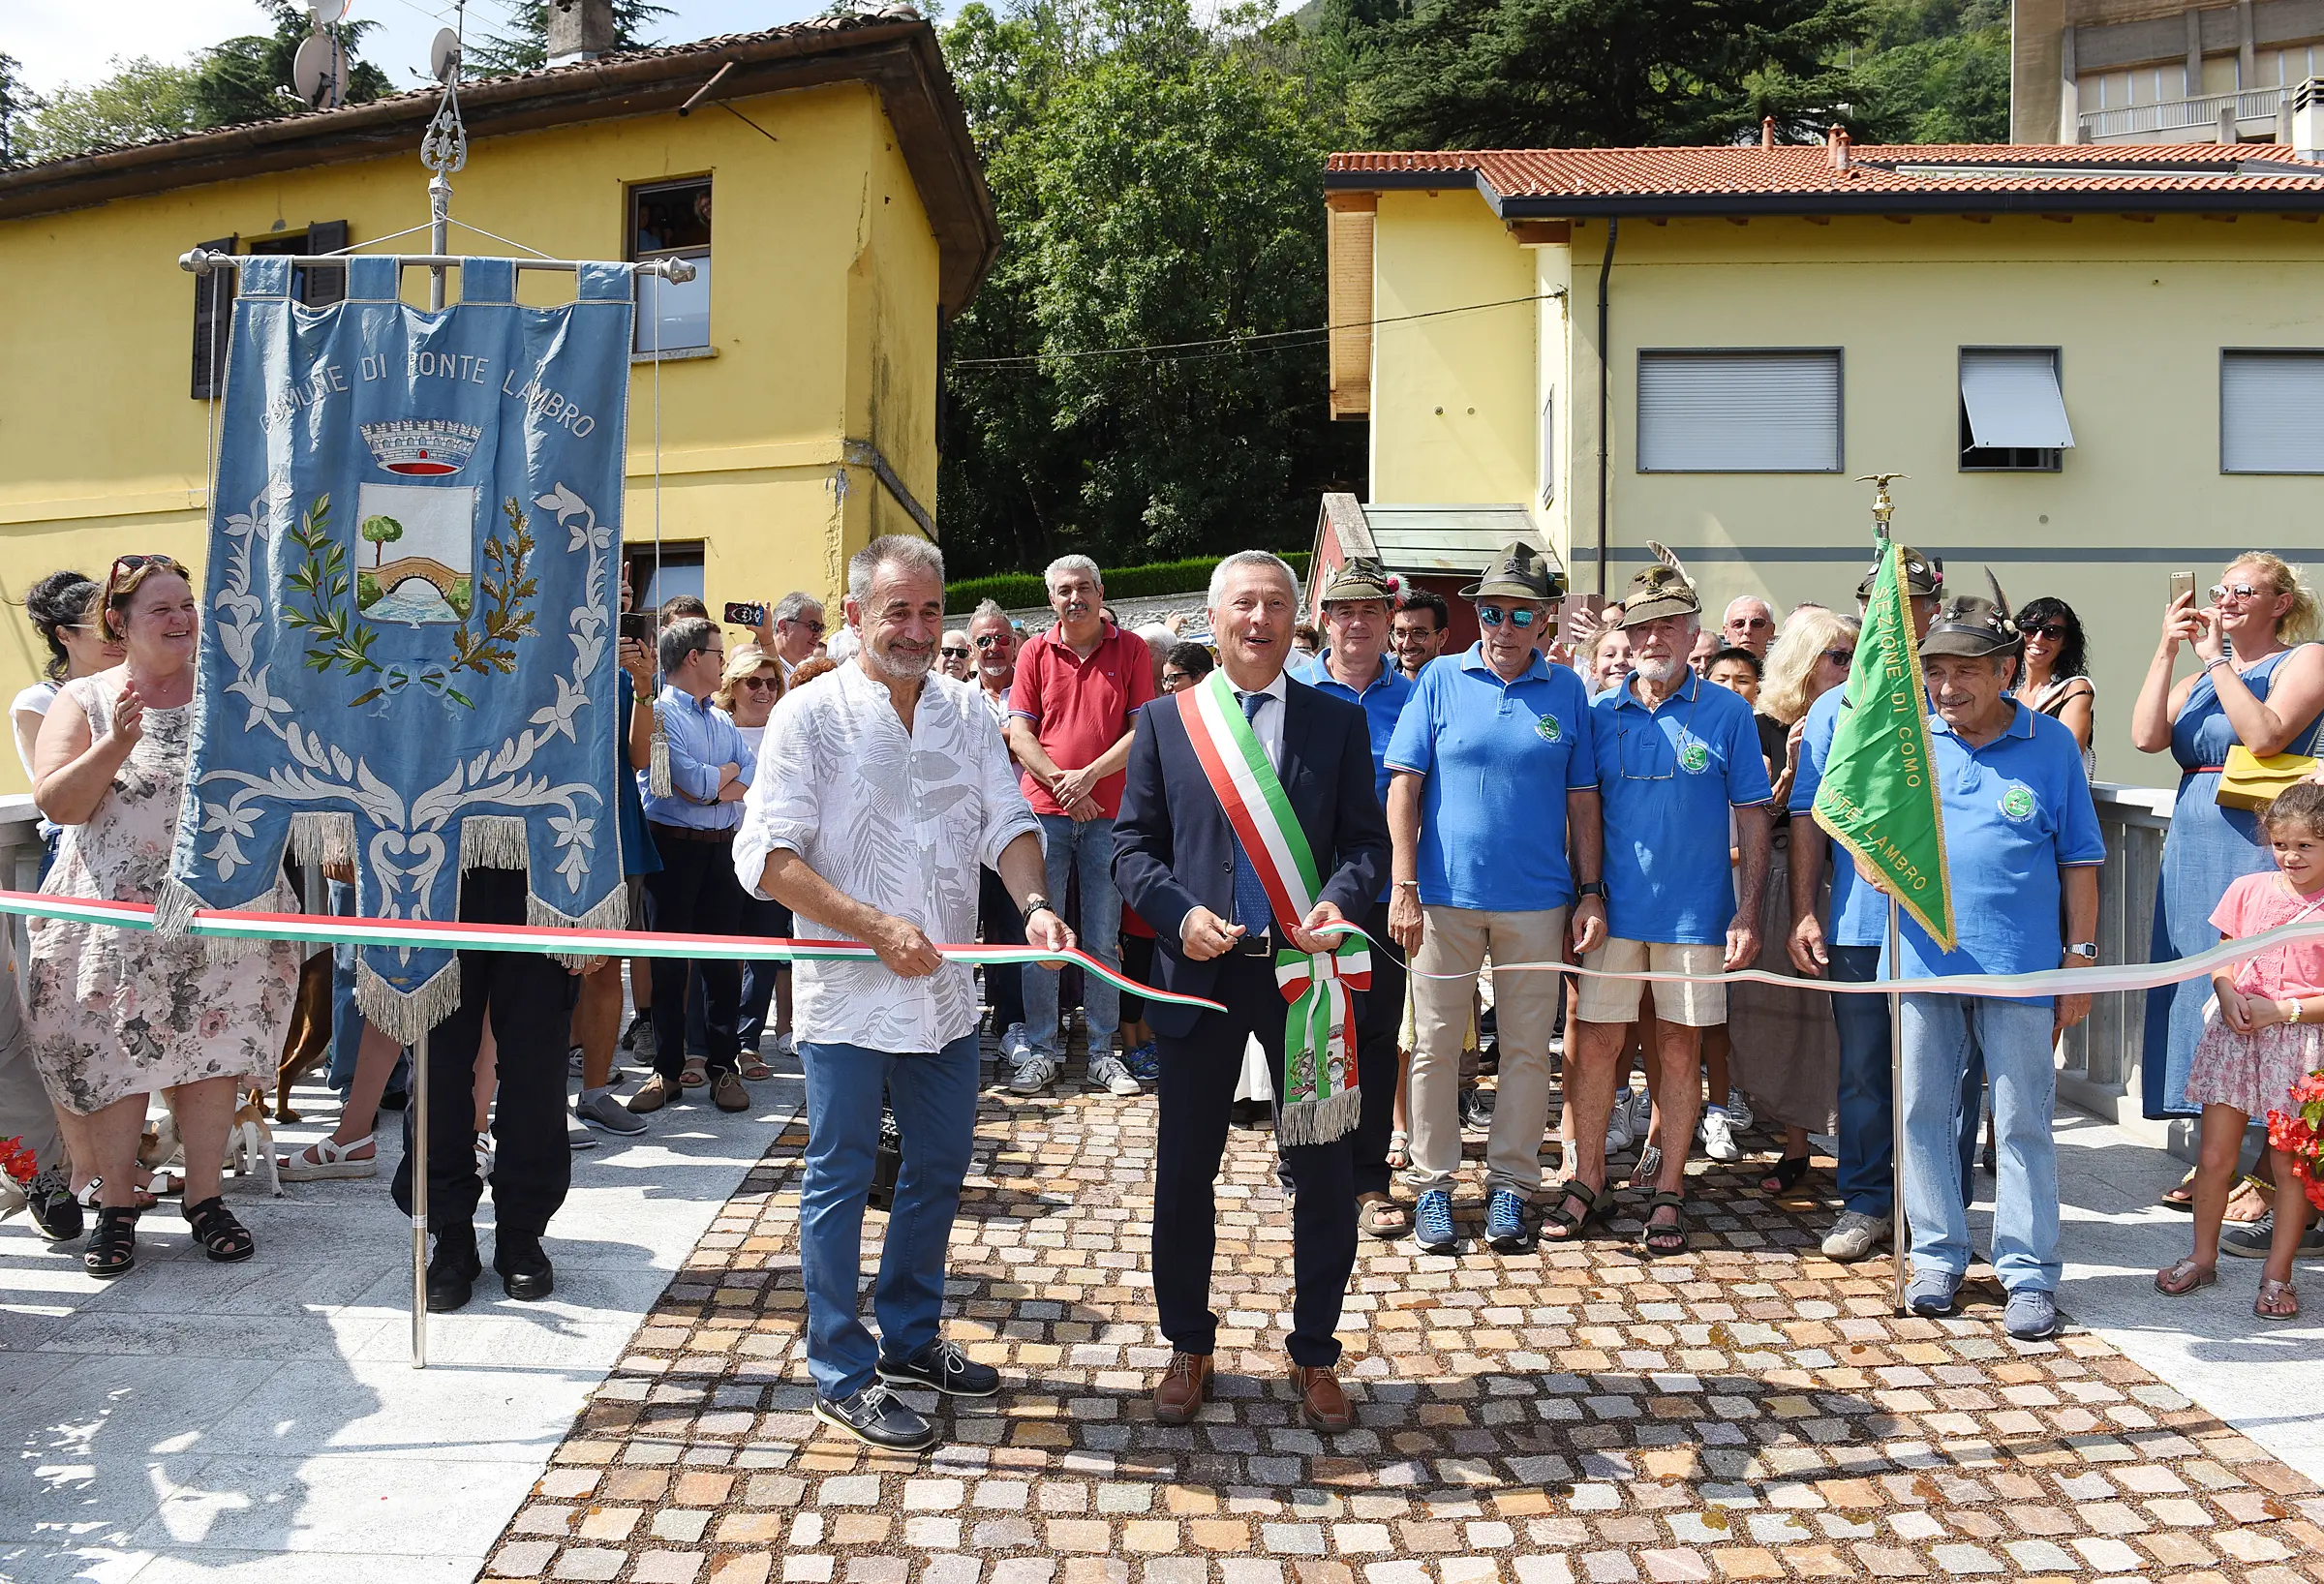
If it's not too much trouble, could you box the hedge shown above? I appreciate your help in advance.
[947,551,1310,615]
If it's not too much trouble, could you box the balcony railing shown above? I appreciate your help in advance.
[2078,84,2284,141]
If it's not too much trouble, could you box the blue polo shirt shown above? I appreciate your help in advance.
[1887,702,2104,1004]
[1591,670,1775,945]
[1384,642,1597,913]
[1292,649,1413,807]
[1789,684,1888,948]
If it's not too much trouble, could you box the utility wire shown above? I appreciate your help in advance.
[948,289,1567,370]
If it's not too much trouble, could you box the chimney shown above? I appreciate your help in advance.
[547,0,615,66]
[2296,76,2324,161]
[1762,116,1776,150]
[1828,125,1851,172]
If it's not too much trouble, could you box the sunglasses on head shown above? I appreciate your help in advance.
[1476,604,1539,629]
[108,553,187,583]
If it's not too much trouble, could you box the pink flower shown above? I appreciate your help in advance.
[198,1007,229,1041]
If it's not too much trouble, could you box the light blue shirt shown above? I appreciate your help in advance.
[1293,649,1413,807]
[642,685,752,830]
[1887,702,2105,1004]
[1385,643,1597,913]
[1788,684,1888,948]
[1591,670,1774,946]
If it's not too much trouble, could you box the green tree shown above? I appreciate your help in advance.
[11,55,200,162]
[361,514,406,569]
[465,2,676,76]
[1848,0,2009,144]
[188,0,392,129]
[0,53,30,168]
[1344,0,1871,149]
[937,0,1363,576]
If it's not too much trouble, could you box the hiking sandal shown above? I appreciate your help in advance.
[1759,1156,1811,1196]
[83,1204,138,1279]
[185,1195,255,1264]
[1640,1193,1690,1258]
[2154,1257,2216,1295]
[1541,1178,1605,1242]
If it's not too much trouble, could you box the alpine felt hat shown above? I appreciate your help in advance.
[1919,570,2022,659]
[1459,541,1563,601]
[1318,555,1399,605]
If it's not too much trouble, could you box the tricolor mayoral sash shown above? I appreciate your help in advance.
[166,254,632,1041]
[1178,669,1369,1145]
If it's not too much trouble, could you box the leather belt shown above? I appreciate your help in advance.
[650,821,737,844]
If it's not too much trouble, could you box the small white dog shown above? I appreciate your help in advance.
[141,1091,284,1198]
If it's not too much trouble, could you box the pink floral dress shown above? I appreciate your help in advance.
[25,671,297,1114]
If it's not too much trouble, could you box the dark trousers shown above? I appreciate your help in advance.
[978,866,1024,1031]
[645,827,746,1079]
[391,868,577,1238]
[1830,943,1986,1219]
[737,895,792,1052]
[1153,955,1357,1368]
[1349,897,1409,1199]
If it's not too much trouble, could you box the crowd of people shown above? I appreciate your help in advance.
[0,531,2318,1457]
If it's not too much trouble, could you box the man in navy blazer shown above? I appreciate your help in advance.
[1114,550,1390,1432]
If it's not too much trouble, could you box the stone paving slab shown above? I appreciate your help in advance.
[486,1079,2324,1584]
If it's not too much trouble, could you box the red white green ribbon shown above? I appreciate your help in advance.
[1180,670,1360,1143]
[0,890,1230,1014]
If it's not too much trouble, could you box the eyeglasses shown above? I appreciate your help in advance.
[737,676,778,691]
[940,647,970,658]
[1821,648,1856,668]
[2212,582,2269,603]
[781,616,826,634]
[973,633,1009,650]
[1614,688,1703,781]
[2022,623,2069,641]
[1730,617,1773,631]
[1476,604,1539,629]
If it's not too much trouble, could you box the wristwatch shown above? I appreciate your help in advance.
[1577,881,1607,899]
[1022,892,1058,927]
[2065,941,2098,960]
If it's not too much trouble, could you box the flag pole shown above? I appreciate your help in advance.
[412,1031,429,1367]
[1888,897,1909,1316]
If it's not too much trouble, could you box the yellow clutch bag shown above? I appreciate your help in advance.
[2216,745,2318,811]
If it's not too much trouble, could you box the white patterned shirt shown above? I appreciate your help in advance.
[735,660,1039,1052]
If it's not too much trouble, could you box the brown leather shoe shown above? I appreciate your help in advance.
[1151,1352,1211,1424]
[1292,1364,1352,1431]
[627,1074,674,1114]
[711,1071,750,1113]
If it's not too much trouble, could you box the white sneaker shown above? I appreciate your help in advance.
[1698,1106,1742,1163]
[1007,1054,1056,1095]
[1820,1209,1892,1263]
[774,1032,797,1057]
[474,1131,495,1179]
[999,1022,1033,1063]
[1725,1088,1755,1133]
[1604,1096,1636,1156]
[1086,1052,1141,1097]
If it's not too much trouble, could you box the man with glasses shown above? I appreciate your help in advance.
[1722,595,1776,659]
[1006,555,1158,1097]
[1386,543,1604,1255]
[939,629,973,683]
[1391,590,1451,682]
[631,617,754,1116]
[767,591,827,681]
[1548,557,1771,1258]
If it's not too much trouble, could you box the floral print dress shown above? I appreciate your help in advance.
[25,671,297,1114]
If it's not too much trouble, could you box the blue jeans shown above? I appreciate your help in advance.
[1023,813,1120,1057]
[798,1032,980,1400]
[1901,993,2060,1294]
[1830,945,1982,1218]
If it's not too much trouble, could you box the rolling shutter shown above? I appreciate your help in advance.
[301,219,349,307]
[190,235,236,400]
[1960,349,2074,449]
[2221,351,2324,473]
[1636,350,1842,472]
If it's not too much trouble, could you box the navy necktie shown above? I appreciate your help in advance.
[1230,689,1275,936]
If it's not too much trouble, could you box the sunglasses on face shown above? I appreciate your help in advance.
[1476,604,1539,629]
[1822,648,1855,668]
[782,616,826,634]
[2212,582,2269,603]
[940,647,970,658]
[2022,623,2069,641]
[1731,617,1773,631]
[738,676,778,691]
[973,633,1009,650]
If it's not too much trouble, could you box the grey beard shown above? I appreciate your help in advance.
[870,645,933,682]
[1634,654,1687,686]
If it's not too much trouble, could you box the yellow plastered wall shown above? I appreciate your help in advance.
[0,80,944,793]
[1365,199,2324,784]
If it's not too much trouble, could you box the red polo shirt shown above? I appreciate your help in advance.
[1009,621,1157,818]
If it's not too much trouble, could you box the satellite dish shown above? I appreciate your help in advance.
[308,0,351,24]
[292,31,348,108]
[429,26,463,85]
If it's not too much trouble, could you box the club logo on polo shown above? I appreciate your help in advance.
[1535,715,1561,744]
[2000,785,2036,822]
[1678,740,1710,774]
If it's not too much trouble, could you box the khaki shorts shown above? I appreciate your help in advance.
[1575,937,1726,1027]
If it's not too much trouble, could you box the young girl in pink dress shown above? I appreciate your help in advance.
[2156,781,2324,1318]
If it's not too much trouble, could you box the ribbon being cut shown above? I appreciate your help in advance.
[164,253,634,1041]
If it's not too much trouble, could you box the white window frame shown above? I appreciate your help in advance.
[1635,349,1845,474]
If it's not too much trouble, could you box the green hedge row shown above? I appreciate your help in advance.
[947,551,1309,615]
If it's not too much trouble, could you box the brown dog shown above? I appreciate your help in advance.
[273,946,335,1121]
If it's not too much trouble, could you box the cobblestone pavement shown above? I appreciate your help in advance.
[484,1074,2324,1584]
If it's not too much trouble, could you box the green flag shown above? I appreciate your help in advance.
[1813,541,1957,951]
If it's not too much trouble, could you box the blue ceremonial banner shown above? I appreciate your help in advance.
[168,253,634,1039]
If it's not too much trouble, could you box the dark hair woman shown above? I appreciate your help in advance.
[12,572,120,781]
[2014,596,2095,777]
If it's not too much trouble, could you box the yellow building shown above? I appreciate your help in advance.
[1323,137,2324,781]
[0,10,996,792]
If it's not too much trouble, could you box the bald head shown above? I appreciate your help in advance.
[1722,595,1775,657]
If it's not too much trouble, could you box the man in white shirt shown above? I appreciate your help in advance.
[736,535,1070,1455]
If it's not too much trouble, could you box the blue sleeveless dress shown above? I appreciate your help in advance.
[2141,647,2324,1117]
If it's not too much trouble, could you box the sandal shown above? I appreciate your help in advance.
[2154,1256,2217,1295]
[279,1134,377,1181]
[679,1056,709,1089]
[1541,1178,1605,1242]
[80,1175,160,1212]
[1640,1192,1690,1258]
[83,1204,138,1279]
[1385,1130,1410,1173]
[739,1056,774,1081]
[2160,1169,2197,1211]
[2223,1173,2274,1225]
[184,1195,255,1264]
[2256,1278,2301,1319]
[1360,1193,1410,1239]
[1760,1156,1811,1196]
